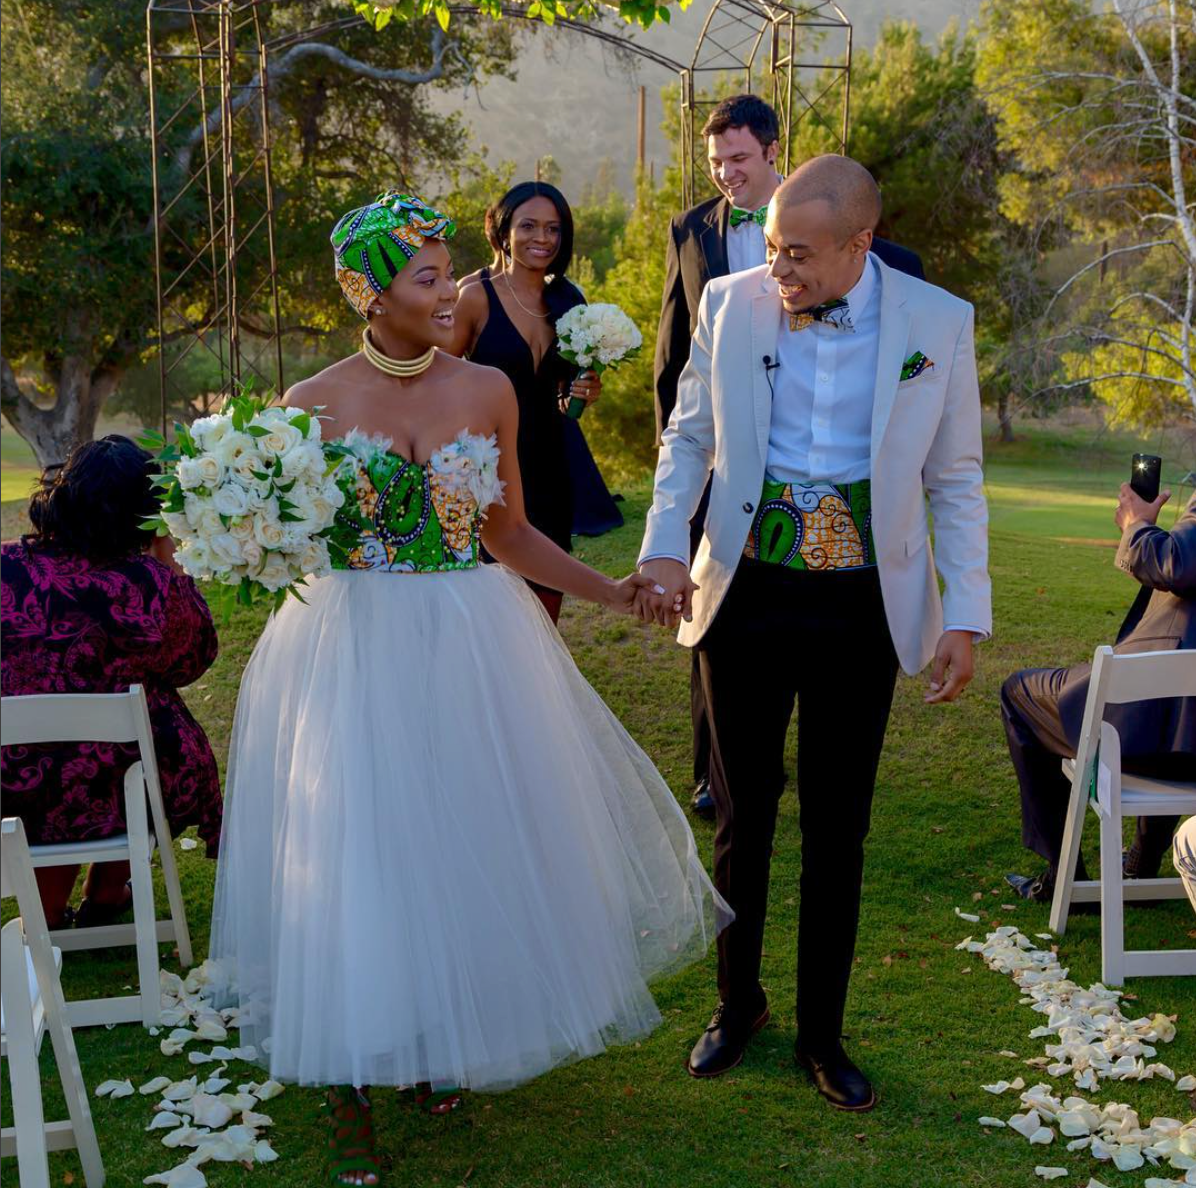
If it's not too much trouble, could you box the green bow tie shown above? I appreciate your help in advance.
[729,205,768,229]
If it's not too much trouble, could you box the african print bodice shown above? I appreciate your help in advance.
[326,429,505,574]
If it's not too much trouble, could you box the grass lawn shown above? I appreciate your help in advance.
[4,421,1195,1188]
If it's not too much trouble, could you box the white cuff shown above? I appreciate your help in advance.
[944,624,990,643]
[638,553,690,569]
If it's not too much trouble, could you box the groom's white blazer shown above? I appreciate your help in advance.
[638,256,992,674]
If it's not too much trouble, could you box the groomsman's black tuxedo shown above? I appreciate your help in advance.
[653,192,926,796]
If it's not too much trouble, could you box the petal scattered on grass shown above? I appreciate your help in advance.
[955,908,981,923]
[95,1079,135,1098]
[146,1112,184,1131]
[140,1076,172,1096]
[1175,1074,1195,1092]
[1035,1169,1067,1180]
[142,1162,207,1187]
[179,838,198,851]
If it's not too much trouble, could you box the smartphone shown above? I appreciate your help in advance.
[1131,453,1162,502]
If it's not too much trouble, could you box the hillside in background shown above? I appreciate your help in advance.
[430,0,982,196]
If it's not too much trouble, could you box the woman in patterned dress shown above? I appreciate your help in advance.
[1,436,221,927]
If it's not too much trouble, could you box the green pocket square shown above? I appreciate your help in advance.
[900,351,934,382]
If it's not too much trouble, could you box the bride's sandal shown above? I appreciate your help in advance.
[325,1086,381,1186]
[413,1082,464,1115]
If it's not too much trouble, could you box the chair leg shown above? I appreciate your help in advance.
[1049,779,1089,935]
[1099,804,1126,987]
[122,765,162,1027]
[2,924,52,1188]
[155,834,193,969]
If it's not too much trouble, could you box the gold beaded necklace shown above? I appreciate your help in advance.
[361,327,436,378]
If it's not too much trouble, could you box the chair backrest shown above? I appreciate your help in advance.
[1,688,144,747]
[1099,648,1196,705]
[1071,646,1196,798]
[2,818,46,932]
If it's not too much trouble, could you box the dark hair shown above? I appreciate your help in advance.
[27,435,159,563]
[486,181,575,299]
[701,94,780,149]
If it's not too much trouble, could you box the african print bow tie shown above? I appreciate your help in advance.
[788,297,854,333]
[729,205,768,229]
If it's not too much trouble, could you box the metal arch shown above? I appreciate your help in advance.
[683,0,852,208]
[147,1,850,427]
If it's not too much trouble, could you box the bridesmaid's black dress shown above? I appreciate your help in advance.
[470,269,577,558]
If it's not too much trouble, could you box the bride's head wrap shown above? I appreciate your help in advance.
[330,191,456,318]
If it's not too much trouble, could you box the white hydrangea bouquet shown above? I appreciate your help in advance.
[555,302,643,419]
[140,392,345,612]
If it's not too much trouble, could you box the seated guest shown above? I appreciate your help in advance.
[1,436,222,928]
[1003,484,1195,902]
[1176,818,1196,914]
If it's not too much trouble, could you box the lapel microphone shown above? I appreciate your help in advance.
[762,355,780,398]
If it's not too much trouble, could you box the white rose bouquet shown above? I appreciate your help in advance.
[141,392,344,612]
[555,302,643,419]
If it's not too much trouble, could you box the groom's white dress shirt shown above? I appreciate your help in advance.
[639,255,992,673]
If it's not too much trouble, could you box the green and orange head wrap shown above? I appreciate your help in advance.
[330,190,456,318]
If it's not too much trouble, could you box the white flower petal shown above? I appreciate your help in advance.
[147,1113,184,1131]
[1176,1075,1196,1091]
[1035,1169,1068,1180]
[978,1116,1006,1127]
[253,1139,279,1163]
[95,1079,134,1098]
[142,1160,207,1186]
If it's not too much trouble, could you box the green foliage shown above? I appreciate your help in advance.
[353,0,688,32]
[581,169,682,484]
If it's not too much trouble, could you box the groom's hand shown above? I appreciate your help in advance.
[638,558,699,627]
[924,630,974,704]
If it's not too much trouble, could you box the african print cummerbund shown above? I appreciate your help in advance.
[742,477,875,571]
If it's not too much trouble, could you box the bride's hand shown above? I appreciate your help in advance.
[603,572,664,615]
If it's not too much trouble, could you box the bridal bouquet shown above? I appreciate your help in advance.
[141,393,345,611]
[556,302,642,419]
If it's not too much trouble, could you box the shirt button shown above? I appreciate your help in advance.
[743,501,754,513]
[818,372,830,383]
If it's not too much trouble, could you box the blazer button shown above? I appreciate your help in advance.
[743,501,754,513]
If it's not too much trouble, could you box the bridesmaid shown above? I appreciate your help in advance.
[451,181,600,623]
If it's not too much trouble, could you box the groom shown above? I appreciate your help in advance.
[638,156,991,1110]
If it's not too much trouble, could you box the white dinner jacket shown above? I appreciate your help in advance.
[638,257,992,674]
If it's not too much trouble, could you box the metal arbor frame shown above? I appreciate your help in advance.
[147,1,851,425]
[682,0,851,208]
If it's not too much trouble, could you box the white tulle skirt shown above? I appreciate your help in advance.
[208,564,729,1090]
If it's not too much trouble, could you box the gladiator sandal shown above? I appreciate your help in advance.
[325,1085,381,1186]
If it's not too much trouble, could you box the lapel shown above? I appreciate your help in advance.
[699,199,730,281]
[870,260,912,459]
[748,274,779,462]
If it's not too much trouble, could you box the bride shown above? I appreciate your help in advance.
[208,192,729,1186]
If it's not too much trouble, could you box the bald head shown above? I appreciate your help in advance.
[774,155,881,242]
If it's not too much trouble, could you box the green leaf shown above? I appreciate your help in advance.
[289,411,312,438]
[434,1,451,30]
[246,424,270,438]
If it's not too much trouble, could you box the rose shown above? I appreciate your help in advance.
[298,537,332,578]
[255,552,294,593]
[176,457,206,491]
[283,405,322,442]
[280,441,323,480]
[176,540,212,578]
[228,516,255,542]
[240,539,263,569]
[210,431,257,471]
[232,451,268,489]
[208,532,245,569]
[309,494,336,528]
[190,415,232,451]
[246,488,276,514]
[179,453,225,491]
[254,419,304,459]
[252,514,287,550]
[321,478,346,510]
[212,483,251,518]
[162,511,195,541]
[284,489,317,529]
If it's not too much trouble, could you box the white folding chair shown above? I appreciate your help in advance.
[1,817,105,1188]
[1049,646,1196,983]
[1,686,192,1026]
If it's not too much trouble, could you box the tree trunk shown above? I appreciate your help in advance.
[1,354,122,469]
[997,390,1015,443]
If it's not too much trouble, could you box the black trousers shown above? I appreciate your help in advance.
[1001,668,1180,877]
[690,480,714,786]
[697,560,899,1049]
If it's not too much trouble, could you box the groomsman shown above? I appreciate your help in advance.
[639,156,991,1110]
[656,94,925,819]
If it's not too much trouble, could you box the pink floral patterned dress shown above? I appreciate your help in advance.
[1,540,222,855]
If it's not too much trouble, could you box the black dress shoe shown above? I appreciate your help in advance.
[690,778,716,821]
[794,1042,876,1112]
[686,1001,770,1078]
